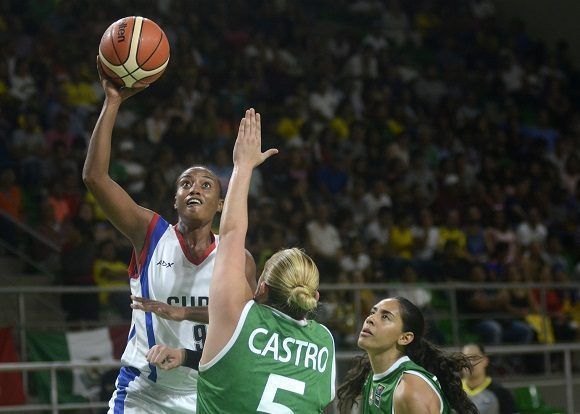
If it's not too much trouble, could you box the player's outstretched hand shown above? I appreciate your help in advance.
[233,108,278,169]
[96,56,148,102]
[131,295,186,321]
[146,344,184,370]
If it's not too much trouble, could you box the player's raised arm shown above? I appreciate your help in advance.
[82,58,152,252]
[201,109,277,363]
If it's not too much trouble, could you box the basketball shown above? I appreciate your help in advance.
[98,16,170,88]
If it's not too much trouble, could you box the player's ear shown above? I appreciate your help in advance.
[217,198,224,213]
[398,331,414,346]
[174,196,177,210]
[254,280,268,301]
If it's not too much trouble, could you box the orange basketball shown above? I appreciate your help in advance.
[98,16,170,88]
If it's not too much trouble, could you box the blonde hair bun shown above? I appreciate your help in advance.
[263,248,320,318]
[288,285,317,312]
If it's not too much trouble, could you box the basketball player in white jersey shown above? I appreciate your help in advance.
[83,59,256,413]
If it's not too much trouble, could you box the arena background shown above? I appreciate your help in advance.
[0,0,579,412]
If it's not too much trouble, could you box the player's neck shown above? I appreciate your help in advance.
[368,349,406,376]
[176,222,214,248]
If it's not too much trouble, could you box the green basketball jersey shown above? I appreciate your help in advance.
[361,356,451,413]
[197,300,336,413]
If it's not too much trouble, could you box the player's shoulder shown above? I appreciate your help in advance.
[394,373,440,412]
[309,320,336,347]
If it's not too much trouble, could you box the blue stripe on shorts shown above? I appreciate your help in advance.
[113,366,141,414]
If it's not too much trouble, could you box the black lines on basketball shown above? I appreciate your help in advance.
[141,32,165,69]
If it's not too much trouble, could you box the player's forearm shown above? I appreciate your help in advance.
[83,100,121,185]
[218,165,253,237]
[182,306,209,323]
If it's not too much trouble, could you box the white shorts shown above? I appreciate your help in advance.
[108,367,197,414]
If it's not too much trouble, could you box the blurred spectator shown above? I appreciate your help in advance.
[532,264,578,341]
[309,79,342,120]
[459,264,535,346]
[339,238,371,282]
[338,177,368,227]
[365,205,391,247]
[485,211,518,264]
[461,343,517,414]
[390,264,444,344]
[32,200,69,272]
[516,207,548,249]
[208,148,233,193]
[412,207,440,261]
[11,112,46,161]
[0,167,23,221]
[432,240,471,282]
[361,179,392,220]
[110,140,146,196]
[8,59,36,102]
[47,180,72,228]
[60,221,99,322]
[388,212,414,260]
[93,239,131,320]
[145,107,168,145]
[439,209,467,253]
[315,155,350,196]
[465,206,488,262]
[365,239,388,282]
[306,203,341,280]
[44,113,77,151]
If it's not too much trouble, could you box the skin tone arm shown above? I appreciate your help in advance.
[201,108,277,365]
[393,373,441,414]
[82,58,153,253]
[131,250,257,323]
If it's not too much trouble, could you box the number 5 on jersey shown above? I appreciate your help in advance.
[257,373,305,413]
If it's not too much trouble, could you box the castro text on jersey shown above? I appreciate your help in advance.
[248,328,330,373]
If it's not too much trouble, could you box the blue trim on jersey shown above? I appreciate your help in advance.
[140,216,170,382]
[128,325,136,341]
[113,366,141,413]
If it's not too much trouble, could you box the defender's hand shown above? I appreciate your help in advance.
[233,108,278,169]
[146,345,185,370]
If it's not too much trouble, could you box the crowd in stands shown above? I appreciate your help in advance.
[0,0,579,351]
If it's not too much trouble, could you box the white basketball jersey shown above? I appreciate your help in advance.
[122,213,218,391]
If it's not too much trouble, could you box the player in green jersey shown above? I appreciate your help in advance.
[144,109,336,413]
[337,297,477,414]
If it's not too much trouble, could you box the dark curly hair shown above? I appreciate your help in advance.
[337,297,478,414]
